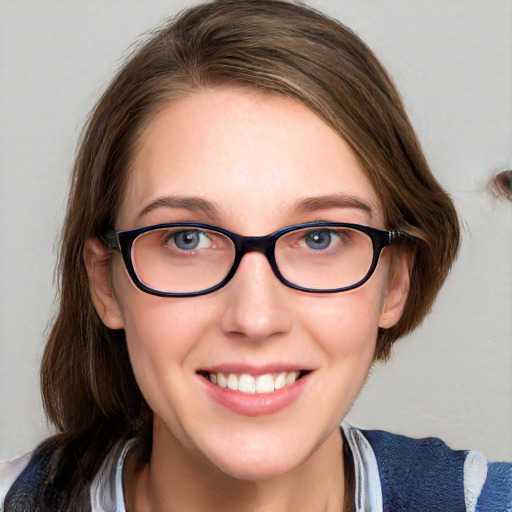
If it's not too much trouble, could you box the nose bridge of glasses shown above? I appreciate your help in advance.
[229,234,281,286]
[238,234,274,258]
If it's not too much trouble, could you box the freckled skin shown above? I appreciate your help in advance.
[88,88,410,510]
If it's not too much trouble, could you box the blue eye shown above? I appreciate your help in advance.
[303,229,334,250]
[172,230,207,250]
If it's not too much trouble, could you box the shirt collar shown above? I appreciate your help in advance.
[89,424,383,512]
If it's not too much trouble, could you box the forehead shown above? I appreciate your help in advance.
[119,88,382,230]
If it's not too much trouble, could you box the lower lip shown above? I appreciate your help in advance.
[198,373,311,417]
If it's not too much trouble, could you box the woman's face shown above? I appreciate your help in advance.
[88,88,409,480]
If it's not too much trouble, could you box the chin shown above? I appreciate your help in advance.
[198,427,324,482]
[211,452,303,482]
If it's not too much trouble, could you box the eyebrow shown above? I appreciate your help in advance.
[137,196,219,221]
[293,194,374,218]
[136,193,374,222]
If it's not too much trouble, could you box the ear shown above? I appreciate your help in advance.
[84,238,125,330]
[378,250,412,329]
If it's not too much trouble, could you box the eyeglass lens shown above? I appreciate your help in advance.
[130,225,376,294]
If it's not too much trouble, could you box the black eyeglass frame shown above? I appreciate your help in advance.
[102,222,415,297]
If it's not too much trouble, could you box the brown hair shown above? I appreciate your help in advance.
[37,0,459,507]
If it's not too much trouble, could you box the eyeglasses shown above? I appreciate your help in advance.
[102,222,414,297]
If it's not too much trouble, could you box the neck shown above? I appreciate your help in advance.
[125,421,348,512]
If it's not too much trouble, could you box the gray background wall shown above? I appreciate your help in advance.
[1,0,511,462]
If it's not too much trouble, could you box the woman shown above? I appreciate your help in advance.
[1,0,510,510]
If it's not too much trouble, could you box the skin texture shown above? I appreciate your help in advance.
[85,88,410,511]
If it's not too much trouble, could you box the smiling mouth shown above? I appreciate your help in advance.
[198,370,310,394]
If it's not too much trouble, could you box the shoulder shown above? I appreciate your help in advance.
[0,440,61,511]
[0,453,32,507]
[361,428,468,511]
[1,437,134,512]
[346,424,512,512]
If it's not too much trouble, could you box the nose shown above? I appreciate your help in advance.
[220,252,293,341]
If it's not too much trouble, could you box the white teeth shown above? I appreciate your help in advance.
[239,374,256,393]
[286,372,297,386]
[274,372,287,390]
[255,374,274,393]
[208,371,301,394]
[227,373,238,391]
[217,372,227,388]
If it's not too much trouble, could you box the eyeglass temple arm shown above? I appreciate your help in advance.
[389,230,417,244]
[99,229,120,251]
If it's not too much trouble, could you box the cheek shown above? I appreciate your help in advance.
[294,290,381,430]
[299,288,382,356]
[119,295,221,439]
[111,262,210,391]
[121,297,212,374]
[113,257,207,342]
